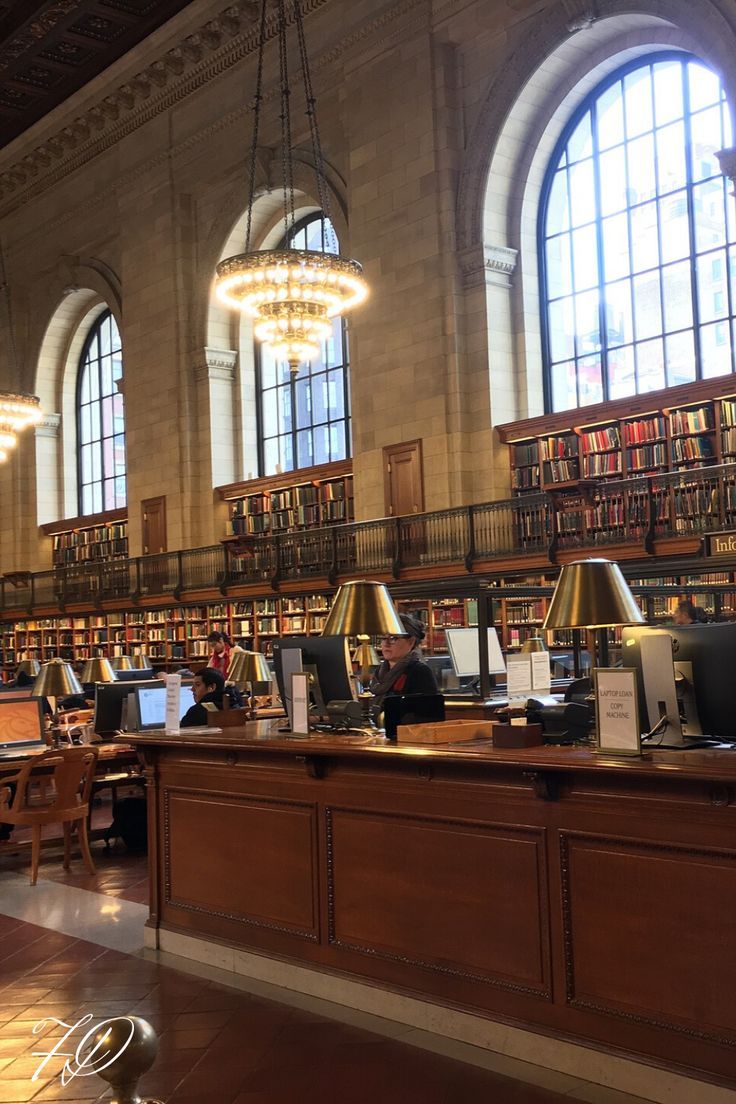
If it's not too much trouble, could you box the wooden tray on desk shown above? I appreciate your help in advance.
[396,720,496,744]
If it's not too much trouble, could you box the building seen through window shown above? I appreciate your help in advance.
[77,309,126,514]
[541,53,735,411]
[256,213,351,475]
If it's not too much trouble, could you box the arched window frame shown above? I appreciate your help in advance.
[76,309,126,515]
[254,211,352,475]
[539,49,735,411]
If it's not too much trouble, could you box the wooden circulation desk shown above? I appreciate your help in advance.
[127,724,736,1087]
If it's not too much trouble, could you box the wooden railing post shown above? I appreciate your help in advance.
[464,505,476,572]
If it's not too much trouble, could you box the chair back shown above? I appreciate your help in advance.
[10,746,98,815]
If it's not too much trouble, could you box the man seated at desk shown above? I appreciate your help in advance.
[368,614,439,707]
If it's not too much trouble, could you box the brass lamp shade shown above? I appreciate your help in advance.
[353,639,380,668]
[16,659,40,678]
[520,636,548,653]
[34,658,83,698]
[321,580,404,637]
[130,654,153,670]
[543,559,645,629]
[228,650,271,688]
[111,656,133,671]
[80,657,116,684]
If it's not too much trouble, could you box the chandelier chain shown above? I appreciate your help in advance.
[293,0,331,236]
[0,237,21,382]
[244,0,269,253]
[277,0,296,240]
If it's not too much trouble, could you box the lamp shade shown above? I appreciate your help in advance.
[34,658,83,699]
[130,654,153,670]
[321,580,404,637]
[80,657,116,684]
[543,559,645,630]
[520,636,548,653]
[111,656,133,671]
[352,639,380,668]
[228,650,271,688]
[16,659,40,678]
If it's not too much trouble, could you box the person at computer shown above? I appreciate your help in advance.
[180,667,245,727]
[674,601,708,625]
[206,631,244,679]
[368,614,439,708]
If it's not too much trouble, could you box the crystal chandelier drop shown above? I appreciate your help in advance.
[0,243,43,461]
[214,0,368,376]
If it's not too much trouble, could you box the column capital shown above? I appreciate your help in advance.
[458,242,518,289]
[717,147,736,194]
[35,412,61,439]
[194,347,237,383]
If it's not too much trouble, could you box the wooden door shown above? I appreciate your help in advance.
[384,441,424,565]
[383,440,424,517]
[142,496,167,555]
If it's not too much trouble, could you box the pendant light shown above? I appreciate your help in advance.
[0,239,42,456]
[214,0,368,376]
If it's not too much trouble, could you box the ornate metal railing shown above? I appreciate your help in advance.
[2,465,735,614]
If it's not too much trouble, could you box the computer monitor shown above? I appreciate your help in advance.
[622,623,736,740]
[115,667,157,683]
[272,636,355,723]
[134,683,196,731]
[445,628,507,677]
[0,686,35,698]
[93,678,165,736]
[0,697,46,752]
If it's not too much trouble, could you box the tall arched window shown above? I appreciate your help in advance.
[77,310,126,514]
[541,53,734,411]
[256,213,351,475]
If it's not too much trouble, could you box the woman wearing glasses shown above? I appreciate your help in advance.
[369,613,438,707]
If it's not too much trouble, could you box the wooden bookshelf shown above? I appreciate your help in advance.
[217,460,354,539]
[42,508,128,568]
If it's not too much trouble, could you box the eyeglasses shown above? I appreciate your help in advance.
[380,634,408,644]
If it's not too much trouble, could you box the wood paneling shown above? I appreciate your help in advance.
[164,789,319,940]
[327,807,550,995]
[561,832,736,1042]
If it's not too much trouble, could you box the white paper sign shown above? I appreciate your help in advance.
[290,672,310,736]
[506,654,532,697]
[531,651,551,692]
[165,672,182,734]
[595,668,641,755]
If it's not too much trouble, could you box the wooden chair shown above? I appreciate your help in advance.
[0,746,99,885]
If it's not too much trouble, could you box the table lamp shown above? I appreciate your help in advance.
[34,658,84,738]
[80,657,116,684]
[520,636,547,653]
[322,580,405,729]
[130,654,153,670]
[16,659,40,678]
[352,635,380,684]
[111,656,133,672]
[543,558,644,667]
[228,650,272,718]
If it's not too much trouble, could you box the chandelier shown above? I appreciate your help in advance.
[214,0,368,376]
[0,242,42,461]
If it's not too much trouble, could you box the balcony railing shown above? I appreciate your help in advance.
[3,465,735,614]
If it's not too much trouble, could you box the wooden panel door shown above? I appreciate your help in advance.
[142,496,167,555]
[383,440,424,517]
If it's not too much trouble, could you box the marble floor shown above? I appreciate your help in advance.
[0,808,690,1104]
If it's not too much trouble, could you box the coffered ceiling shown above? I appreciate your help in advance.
[0,0,197,150]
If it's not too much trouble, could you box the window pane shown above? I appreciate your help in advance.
[604,279,633,347]
[87,361,99,402]
[278,386,293,435]
[636,338,666,392]
[572,225,598,291]
[597,80,624,150]
[103,479,115,511]
[82,485,93,515]
[602,213,630,282]
[653,61,683,126]
[114,434,126,476]
[656,121,686,194]
[569,160,596,226]
[546,235,573,298]
[92,483,103,514]
[608,345,636,400]
[80,405,91,447]
[625,135,655,204]
[659,192,689,263]
[76,311,126,514]
[100,355,113,397]
[102,396,114,438]
[701,321,733,377]
[100,316,111,357]
[327,369,345,420]
[296,429,313,468]
[549,298,575,362]
[693,178,726,252]
[313,425,330,466]
[688,61,720,112]
[624,67,653,138]
[311,372,329,425]
[662,261,693,332]
[666,330,696,387]
[697,249,728,323]
[115,476,126,507]
[575,290,600,355]
[546,170,570,235]
[630,201,659,271]
[80,367,90,405]
[633,271,662,340]
[262,437,279,476]
[690,104,725,182]
[551,360,577,410]
[577,355,603,405]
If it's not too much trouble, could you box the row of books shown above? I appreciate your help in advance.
[582,453,621,477]
[580,425,620,451]
[512,466,540,489]
[544,458,579,482]
[628,443,667,470]
[512,442,539,466]
[671,436,716,462]
[623,416,666,445]
[669,408,714,434]
[506,601,545,621]
[540,434,578,460]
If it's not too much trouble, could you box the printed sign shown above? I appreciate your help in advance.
[595,668,641,755]
[165,672,182,734]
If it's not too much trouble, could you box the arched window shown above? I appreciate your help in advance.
[256,213,351,475]
[541,53,734,411]
[77,310,126,514]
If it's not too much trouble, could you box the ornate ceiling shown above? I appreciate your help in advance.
[0,1,198,149]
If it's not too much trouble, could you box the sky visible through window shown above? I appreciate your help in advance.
[78,311,126,514]
[542,55,734,411]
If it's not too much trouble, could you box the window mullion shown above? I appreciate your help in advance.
[681,59,704,379]
[590,99,609,402]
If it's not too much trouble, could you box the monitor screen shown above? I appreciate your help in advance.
[622,622,736,739]
[94,678,166,735]
[0,697,46,750]
[0,687,35,698]
[134,684,195,731]
[445,628,507,677]
[272,636,355,721]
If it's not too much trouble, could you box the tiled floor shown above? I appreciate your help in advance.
[0,803,656,1104]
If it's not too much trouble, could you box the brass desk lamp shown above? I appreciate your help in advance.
[520,636,547,654]
[16,659,40,678]
[352,636,380,684]
[228,650,272,717]
[543,558,644,668]
[111,656,133,672]
[80,657,116,685]
[34,658,84,741]
[130,654,153,671]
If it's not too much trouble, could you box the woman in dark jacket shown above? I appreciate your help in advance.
[369,613,438,708]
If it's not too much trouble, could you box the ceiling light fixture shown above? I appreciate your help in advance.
[214,0,368,376]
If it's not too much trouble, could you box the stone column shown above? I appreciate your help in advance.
[716,147,736,196]
[193,347,238,547]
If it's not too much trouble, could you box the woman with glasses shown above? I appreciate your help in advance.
[369,613,438,707]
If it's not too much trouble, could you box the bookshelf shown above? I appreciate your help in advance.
[218,461,354,539]
[43,508,128,568]
[539,433,579,487]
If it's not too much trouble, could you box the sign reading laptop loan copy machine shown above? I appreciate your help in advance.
[594,668,641,755]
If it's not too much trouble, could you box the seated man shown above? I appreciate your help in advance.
[180,667,225,728]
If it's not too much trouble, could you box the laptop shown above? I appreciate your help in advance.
[0,697,48,758]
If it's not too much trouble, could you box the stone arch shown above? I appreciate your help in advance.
[455,0,736,424]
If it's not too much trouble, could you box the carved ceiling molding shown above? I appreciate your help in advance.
[0,0,425,220]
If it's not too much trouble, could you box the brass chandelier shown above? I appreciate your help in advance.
[214,0,368,376]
